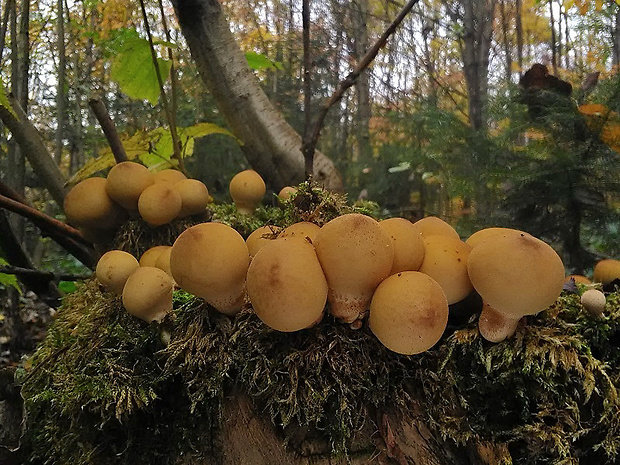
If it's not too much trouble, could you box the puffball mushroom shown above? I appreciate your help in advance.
[154,246,173,278]
[465,227,521,248]
[477,301,521,343]
[170,222,250,315]
[229,169,266,214]
[175,179,211,217]
[105,161,154,211]
[139,245,171,267]
[369,271,449,355]
[138,182,182,226]
[246,225,282,258]
[593,259,620,285]
[277,186,297,201]
[152,169,187,184]
[379,217,425,274]
[581,289,606,318]
[247,236,328,331]
[467,231,565,342]
[122,266,174,323]
[565,274,591,285]
[64,177,125,229]
[313,213,394,323]
[95,250,140,295]
[280,221,321,243]
[411,216,460,240]
[419,235,473,304]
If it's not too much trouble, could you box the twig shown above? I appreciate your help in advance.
[88,98,128,163]
[301,0,420,175]
[0,266,90,281]
[139,0,186,174]
[157,0,179,131]
[302,0,312,178]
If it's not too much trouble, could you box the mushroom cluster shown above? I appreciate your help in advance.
[64,162,212,243]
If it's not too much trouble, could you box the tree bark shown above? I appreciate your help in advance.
[353,0,372,167]
[613,4,620,68]
[54,0,66,165]
[171,0,343,193]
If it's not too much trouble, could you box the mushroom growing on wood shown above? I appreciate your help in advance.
[170,222,250,315]
[229,169,266,214]
[467,231,565,342]
[64,177,125,229]
[369,271,449,355]
[313,213,394,323]
[379,217,425,274]
[138,182,183,226]
[247,236,328,331]
[122,266,174,322]
[95,250,140,295]
[105,161,154,211]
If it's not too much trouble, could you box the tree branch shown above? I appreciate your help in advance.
[0,265,90,282]
[88,98,128,164]
[301,0,420,171]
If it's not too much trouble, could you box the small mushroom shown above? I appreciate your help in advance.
[369,271,449,355]
[229,169,266,214]
[246,225,282,259]
[467,231,565,342]
[105,161,154,211]
[64,177,125,229]
[152,169,187,184]
[122,266,174,322]
[411,216,460,240]
[139,245,172,267]
[175,178,211,217]
[170,222,250,315]
[313,213,394,323]
[277,186,297,201]
[280,221,321,243]
[465,227,521,248]
[564,274,591,285]
[419,235,473,305]
[477,301,521,343]
[138,182,182,226]
[246,236,328,331]
[95,250,140,295]
[154,246,173,278]
[593,259,620,285]
[379,217,425,274]
[581,289,606,318]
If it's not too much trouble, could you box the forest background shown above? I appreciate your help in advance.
[0,0,619,361]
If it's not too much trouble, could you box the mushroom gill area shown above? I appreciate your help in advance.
[15,186,620,465]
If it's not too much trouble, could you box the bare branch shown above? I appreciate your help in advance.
[88,98,128,164]
[0,266,90,282]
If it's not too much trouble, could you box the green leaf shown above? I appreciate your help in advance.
[110,35,172,105]
[388,161,411,173]
[58,281,77,294]
[0,81,17,118]
[245,51,284,71]
[0,257,21,294]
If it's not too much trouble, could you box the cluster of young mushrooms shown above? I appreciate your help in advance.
[66,163,617,356]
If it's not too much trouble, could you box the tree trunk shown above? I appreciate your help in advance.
[54,0,67,165]
[516,0,523,73]
[613,5,620,68]
[172,0,343,193]
[353,0,372,168]
[499,0,512,83]
[549,0,558,75]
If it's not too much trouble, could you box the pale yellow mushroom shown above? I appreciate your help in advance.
[122,267,174,322]
[418,235,473,305]
[138,182,182,226]
[246,225,282,259]
[247,236,328,331]
[465,227,521,248]
[411,216,460,240]
[369,271,449,355]
[313,213,394,323]
[139,245,171,268]
[277,186,297,201]
[152,169,187,184]
[467,231,565,342]
[280,221,321,243]
[379,217,425,274]
[105,161,155,211]
[593,259,620,285]
[564,274,591,285]
[174,179,211,217]
[154,246,173,278]
[229,169,266,214]
[64,177,125,229]
[170,222,250,315]
[95,250,140,295]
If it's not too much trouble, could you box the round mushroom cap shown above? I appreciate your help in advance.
[565,274,592,285]
[138,182,182,226]
[229,169,266,214]
[465,227,522,248]
[152,169,187,184]
[154,246,173,277]
[105,161,155,211]
[122,266,174,322]
[278,186,297,201]
[64,177,125,229]
[139,245,171,267]
[280,221,321,243]
[369,271,449,355]
[593,259,620,285]
[175,179,211,217]
[379,217,425,274]
[247,236,328,332]
[581,289,606,318]
[418,235,473,304]
[95,250,140,295]
[313,213,394,323]
[246,225,282,258]
[411,216,460,240]
[467,231,565,318]
[170,222,250,315]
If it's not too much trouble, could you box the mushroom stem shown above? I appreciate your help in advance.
[478,303,521,343]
